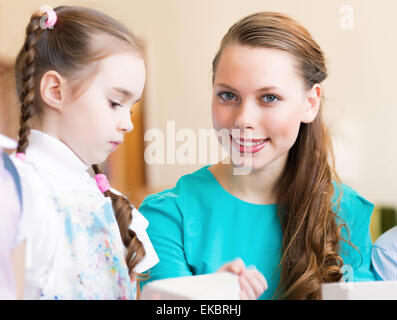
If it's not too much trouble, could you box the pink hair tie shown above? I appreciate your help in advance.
[15,153,26,162]
[95,174,111,193]
[45,9,57,28]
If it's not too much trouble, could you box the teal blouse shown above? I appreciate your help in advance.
[139,165,376,299]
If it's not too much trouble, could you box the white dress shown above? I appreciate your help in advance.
[11,130,159,300]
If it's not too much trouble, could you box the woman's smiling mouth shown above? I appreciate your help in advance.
[231,135,270,154]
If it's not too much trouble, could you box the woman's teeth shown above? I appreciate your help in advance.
[233,137,269,146]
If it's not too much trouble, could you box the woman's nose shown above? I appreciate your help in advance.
[233,100,258,130]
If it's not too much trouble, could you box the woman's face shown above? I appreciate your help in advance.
[212,44,320,171]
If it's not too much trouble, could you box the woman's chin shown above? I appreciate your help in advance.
[230,156,263,174]
[230,150,282,174]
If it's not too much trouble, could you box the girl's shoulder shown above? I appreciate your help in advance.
[9,153,48,204]
[10,153,53,207]
[10,153,39,179]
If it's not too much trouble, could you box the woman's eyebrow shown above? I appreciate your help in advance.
[215,83,282,93]
[215,83,238,91]
[257,86,282,92]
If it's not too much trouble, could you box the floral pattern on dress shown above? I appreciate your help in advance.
[39,193,136,300]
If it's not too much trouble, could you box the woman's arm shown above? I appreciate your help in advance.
[140,193,267,299]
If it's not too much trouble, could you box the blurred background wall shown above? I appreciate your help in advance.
[1,0,396,237]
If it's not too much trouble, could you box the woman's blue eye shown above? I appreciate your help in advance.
[262,94,279,103]
[218,91,237,101]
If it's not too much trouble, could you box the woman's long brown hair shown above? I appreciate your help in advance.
[14,6,146,284]
[212,12,348,299]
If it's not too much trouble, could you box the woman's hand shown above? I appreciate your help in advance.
[217,258,267,300]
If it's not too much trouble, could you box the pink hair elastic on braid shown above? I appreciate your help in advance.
[95,174,110,193]
[38,8,57,29]
[15,153,26,162]
[45,9,57,28]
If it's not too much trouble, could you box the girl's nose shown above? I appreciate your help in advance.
[119,115,134,133]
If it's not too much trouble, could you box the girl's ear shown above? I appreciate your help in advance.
[301,83,322,124]
[40,70,67,111]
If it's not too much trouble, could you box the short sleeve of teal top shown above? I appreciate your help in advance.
[139,165,376,299]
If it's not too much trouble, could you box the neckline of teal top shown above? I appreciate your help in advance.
[201,165,279,209]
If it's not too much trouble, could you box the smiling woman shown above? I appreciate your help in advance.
[212,45,319,171]
[139,11,376,300]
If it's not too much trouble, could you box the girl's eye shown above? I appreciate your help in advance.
[218,91,237,102]
[109,100,122,109]
[262,94,279,103]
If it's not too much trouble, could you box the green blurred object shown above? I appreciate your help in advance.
[370,206,397,242]
[380,207,397,234]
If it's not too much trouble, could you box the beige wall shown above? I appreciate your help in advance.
[1,0,396,206]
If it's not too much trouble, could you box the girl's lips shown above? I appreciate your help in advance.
[231,135,270,154]
[110,141,122,151]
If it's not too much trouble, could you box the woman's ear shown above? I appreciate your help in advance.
[301,83,322,124]
[39,70,66,111]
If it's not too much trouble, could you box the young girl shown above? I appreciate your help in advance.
[139,12,375,300]
[10,6,158,299]
[0,134,26,299]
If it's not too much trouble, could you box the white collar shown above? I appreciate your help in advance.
[25,129,91,180]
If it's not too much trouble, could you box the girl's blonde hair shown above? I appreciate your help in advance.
[14,6,146,281]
